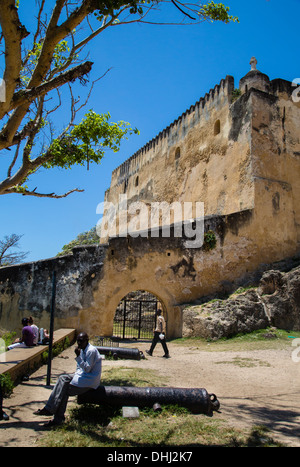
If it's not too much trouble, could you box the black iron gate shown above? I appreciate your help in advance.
[113,291,160,340]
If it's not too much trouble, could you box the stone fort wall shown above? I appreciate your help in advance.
[102,65,300,249]
[1,62,300,338]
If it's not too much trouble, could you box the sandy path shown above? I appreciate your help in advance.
[1,339,300,447]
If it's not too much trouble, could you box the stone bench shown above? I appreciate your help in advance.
[0,328,76,384]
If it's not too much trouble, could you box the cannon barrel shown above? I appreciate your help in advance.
[96,346,144,360]
[78,386,220,416]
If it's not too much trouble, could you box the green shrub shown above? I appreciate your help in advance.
[41,337,71,364]
[0,331,16,347]
[0,373,14,398]
[203,230,217,251]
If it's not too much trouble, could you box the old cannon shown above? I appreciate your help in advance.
[78,386,220,416]
[96,346,145,360]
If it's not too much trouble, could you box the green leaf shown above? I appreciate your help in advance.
[42,110,139,170]
[200,2,239,23]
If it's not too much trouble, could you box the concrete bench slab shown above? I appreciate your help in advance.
[0,328,76,384]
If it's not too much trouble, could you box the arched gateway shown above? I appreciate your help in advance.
[113,290,164,340]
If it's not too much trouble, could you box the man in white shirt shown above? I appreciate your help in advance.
[34,332,102,427]
[146,309,170,358]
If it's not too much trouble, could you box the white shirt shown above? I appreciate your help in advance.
[155,315,166,333]
[31,324,39,345]
[71,343,102,389]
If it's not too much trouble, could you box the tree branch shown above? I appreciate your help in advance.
[170,0,196,20]
[10,61,93,112]
[0,61,93,151]
[29,0,95,88]
[7,141,21,177]
[0,233,28,266]
[0,0,29,117]
[2,186,84,198]
[0,0,237,199]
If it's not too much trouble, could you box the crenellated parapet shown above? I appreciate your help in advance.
[112,75,235,186]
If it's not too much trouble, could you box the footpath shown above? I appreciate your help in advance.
[1,339,300,447]
[0,343,78,447]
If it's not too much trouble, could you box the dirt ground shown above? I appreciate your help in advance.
[1,338,300,447]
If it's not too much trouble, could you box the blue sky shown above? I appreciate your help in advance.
[0,0,299,263]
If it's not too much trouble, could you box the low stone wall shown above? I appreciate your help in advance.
[0,245,106,333]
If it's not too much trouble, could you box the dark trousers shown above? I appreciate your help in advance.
[149,331,169,355]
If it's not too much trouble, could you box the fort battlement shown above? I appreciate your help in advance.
[104,60,300,248]
[110,75,235,187]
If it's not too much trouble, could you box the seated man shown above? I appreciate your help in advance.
[34,332,102,427]
[7,317,35,350]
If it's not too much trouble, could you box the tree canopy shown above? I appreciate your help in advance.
[0,0,238,199]
[57,226,99,255]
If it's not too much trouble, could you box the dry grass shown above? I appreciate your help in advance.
[38,364,284,448]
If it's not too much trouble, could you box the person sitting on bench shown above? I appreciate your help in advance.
[34,332,102,427]
[7,317,35,350]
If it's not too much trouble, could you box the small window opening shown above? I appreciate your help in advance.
[135,176,139,187]
[175,147,181,160]
[214,120,221,136]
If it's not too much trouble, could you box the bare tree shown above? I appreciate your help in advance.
[0,234,29,266]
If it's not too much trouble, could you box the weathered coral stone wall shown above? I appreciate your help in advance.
[250,81,300,244]
[102,75,255,237]
[0,246,106,336]
[1,198,296,340]
[0,68,299,339]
